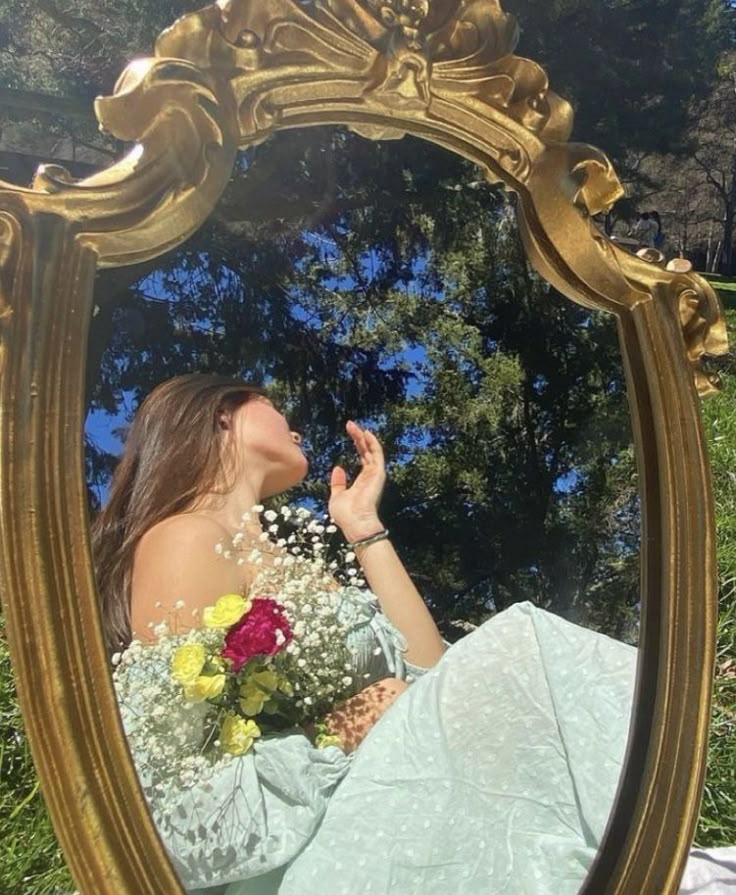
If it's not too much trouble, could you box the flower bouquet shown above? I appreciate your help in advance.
[113,505,369,791]
[169,589,353,755]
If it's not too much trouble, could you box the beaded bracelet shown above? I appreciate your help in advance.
[349,528,390,549]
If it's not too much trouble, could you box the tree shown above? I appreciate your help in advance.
[78,126,640,633]
[505,0,734,163]
[689,56,736,273]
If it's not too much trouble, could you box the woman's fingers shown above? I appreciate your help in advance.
[346,420,384,470]
[347,420,370,464]
[357,426,383,469]
[330,465,348,495]
[363,429,385,465]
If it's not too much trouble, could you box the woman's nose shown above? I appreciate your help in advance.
[291,432,302,446]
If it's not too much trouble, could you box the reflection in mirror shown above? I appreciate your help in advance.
[87,129,639,894]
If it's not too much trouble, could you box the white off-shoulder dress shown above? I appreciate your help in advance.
[116,590,638,894]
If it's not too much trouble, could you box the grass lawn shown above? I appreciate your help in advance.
[703,274,736,305]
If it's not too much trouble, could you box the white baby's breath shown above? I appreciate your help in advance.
[231,506,373,720]
[113,624,229,800]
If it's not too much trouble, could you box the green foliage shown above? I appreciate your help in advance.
[0,615,74,894]
[0,0,197,94]
[505,0,734,161]
[81,129,640,635]
[697,580,736,847]
[697,317,736,846]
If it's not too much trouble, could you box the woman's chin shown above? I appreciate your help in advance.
[264,459,308,497]
[293,456,309,484]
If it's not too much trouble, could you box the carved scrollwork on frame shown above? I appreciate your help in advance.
[151,0,573,177]
[675,282,729,396]
[520,142,728,395]
[0,1,729,894]
[0,210,21,321]
[0,55,238,266]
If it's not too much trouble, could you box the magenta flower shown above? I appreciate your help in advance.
[221,598,293,672]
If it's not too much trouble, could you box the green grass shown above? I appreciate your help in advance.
[697,327,736,846]
[704,274,736,308]
[702,274,736,287]
[696,581,736,846]
[0,613,74,894]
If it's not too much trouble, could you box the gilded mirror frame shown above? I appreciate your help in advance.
[0,0,729,892]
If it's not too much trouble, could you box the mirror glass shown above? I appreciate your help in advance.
[85,127,640,894]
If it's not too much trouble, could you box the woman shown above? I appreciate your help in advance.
[98,373,637,894]
[95,374,445,750]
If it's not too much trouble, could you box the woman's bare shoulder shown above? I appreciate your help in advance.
[138,513,233,552]
[131,514,247,639]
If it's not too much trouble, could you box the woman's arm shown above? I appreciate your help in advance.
[321,677,408,753]
[329,422,446,669]
[350,536,445,668]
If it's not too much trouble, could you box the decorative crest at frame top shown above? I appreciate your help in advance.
[151,0,575,144]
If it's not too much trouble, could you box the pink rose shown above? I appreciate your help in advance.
[222,598,293,672]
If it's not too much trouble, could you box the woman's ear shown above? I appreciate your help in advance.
[218,412,231,431]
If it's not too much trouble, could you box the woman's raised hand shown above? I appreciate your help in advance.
[328,421,386,543]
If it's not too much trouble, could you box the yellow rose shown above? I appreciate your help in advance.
[203,593,252,628]
[277,676,293,696]
[239,690,266,716]
[315,733,344,750]
[220,715,261,756]
[183,673,226,702]
[171,643,206,685]
[238,669,278,716]
[252,669,279,691]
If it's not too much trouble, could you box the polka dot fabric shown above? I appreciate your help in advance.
[277,602,636,895]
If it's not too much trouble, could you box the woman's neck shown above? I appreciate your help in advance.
[189,475,266,538]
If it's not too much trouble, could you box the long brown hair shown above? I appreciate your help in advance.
[92,374,265,655]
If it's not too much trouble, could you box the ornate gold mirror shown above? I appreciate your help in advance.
[0,0,728,893]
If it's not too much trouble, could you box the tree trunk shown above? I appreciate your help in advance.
[723,211,735,274]
[723,146,736,274]
[705,220,714,272]
[711,239,723,273]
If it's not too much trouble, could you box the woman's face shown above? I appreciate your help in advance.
[230,396,308,496]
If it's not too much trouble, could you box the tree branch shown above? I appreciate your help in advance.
[693,151,730,200]
[35,0,102,37]
[0,86,96,123]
